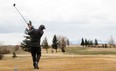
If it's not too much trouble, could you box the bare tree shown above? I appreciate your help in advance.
[57,36,67,52]
[60,37,66,52]
[0,41,4,60]
[12,45,19,58]
[108,36,115,47]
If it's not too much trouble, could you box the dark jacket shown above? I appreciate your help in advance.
[28,28,43,47]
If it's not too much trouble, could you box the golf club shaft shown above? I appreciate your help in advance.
[13,5,28,24]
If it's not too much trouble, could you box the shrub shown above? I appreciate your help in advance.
[0,47,10,60]
[0,54,3,60]
[0,51,3,60]
[1,48,10,54]
[12,52,17,58]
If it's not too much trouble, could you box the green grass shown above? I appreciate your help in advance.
[65,47,116,55]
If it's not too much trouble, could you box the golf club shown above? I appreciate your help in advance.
[13,4,28,24]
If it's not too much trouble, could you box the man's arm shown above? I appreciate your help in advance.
[28,29,34,35]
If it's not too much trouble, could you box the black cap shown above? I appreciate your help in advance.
[39,25,46,29]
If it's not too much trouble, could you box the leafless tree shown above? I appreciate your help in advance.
[12,45,19,58]
[57,36,67,52]
[108,36,115,47]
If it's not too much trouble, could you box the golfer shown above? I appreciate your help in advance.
[28,24,45,69]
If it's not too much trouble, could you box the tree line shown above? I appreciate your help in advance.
[20,34,116,53]
[42,35,70,53]
[80,36,116,48]
[80,38,98,47]
[20,28,70,53]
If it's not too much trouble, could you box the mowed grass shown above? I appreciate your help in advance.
[1,46,116,71]
[65,47,116,55]
[1,54,116,71]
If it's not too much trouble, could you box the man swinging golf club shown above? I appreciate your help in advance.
[28,23,46,69]
[13,4,46,69]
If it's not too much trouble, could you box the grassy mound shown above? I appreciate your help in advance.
[65,47,116,55]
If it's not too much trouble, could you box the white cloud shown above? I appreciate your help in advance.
[0,33,24,45]
[0,0,116,45]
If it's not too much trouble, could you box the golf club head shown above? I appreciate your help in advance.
[13,4,16,7]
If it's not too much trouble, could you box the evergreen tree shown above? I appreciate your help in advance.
[95,39,98,46]
[89,40,93,47]
[67,39,70,47]
[52,35,58,53]
[85,39,88,47]
[81,38,85,47]
[90,40,93,45]
[42,37,49,53]
[20,28,32,52]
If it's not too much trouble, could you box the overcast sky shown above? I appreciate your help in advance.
[0,0,116,45]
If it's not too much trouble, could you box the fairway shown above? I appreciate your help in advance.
[1,53,116,71]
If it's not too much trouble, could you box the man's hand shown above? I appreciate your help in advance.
[28,23,32,29]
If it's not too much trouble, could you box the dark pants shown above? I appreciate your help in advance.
[31,46,41,68]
